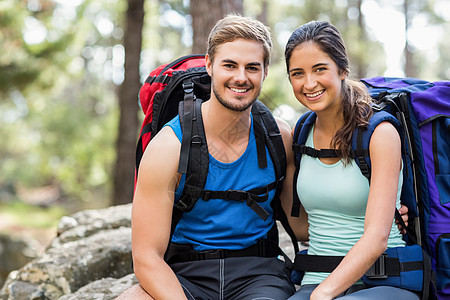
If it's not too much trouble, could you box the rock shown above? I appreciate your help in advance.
[0,204,134,300]
[0,234,37,289]
[0,203,302,299]
[58,274,138,300]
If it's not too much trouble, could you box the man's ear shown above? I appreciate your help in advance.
[205,54,212,76]
[263,67,268,81]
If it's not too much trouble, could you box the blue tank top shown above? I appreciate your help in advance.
[164,114,276,251]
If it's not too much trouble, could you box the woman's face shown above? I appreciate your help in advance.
[288,41,346,115]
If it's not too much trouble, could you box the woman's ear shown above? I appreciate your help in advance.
[340,69,349,80]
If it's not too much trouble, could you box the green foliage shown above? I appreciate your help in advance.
[0,0,123,204]
[0,0,448,212]
[0,202,65,229]
[0,0,76,97]
[0,80,118,201]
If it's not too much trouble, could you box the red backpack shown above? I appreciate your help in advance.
[136,54,208,180]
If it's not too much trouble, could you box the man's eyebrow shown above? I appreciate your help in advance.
[221,59,237,64]
[220,59,262,67]
[247,62,262,67]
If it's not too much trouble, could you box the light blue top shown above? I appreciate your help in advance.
[297,125,405,285]
[164,114,276,251]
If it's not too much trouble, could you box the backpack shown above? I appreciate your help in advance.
[136,54,299,262]
[361,77,450,299]
[291,77,450,299]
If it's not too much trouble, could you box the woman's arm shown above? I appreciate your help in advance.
[277,118,309,241]
[132,126,187,300]
[310,122,402,300]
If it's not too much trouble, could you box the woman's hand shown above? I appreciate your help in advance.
[396,205,409,234]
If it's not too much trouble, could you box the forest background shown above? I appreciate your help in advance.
[0,0,449,252]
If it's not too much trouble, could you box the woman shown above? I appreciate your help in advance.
[285,21,419,299]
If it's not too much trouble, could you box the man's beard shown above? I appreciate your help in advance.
[212,83,259,112]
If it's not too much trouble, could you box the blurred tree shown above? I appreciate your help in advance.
[112,0,145,206]
[190,0,243,54]
[0,0,73,98]
[395,0,444,78]
[348,0,367,78]
[0,0,123,207]
[255,0,268,25]
[435,22,450,80]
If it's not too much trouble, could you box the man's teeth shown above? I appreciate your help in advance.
[306,90,324,97]
[230,88,247,93]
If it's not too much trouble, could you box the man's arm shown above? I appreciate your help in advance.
[276,118,309,241]
[131,126,187,299]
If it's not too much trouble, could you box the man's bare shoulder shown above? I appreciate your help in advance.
[139,126,181,173]
[149,126,181,149]
[275,117,293,141]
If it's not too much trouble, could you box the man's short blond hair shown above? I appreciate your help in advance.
[207,14,272,70]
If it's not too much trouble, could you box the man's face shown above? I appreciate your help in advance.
[206,38,268,112]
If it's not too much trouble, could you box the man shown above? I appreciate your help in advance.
[118,15,298,299]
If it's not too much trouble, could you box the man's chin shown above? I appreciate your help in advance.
[214,93,257,112]
[221,100,255,112]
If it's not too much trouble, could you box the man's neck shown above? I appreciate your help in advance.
[201,99,252,163]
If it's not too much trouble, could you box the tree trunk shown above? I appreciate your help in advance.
[256,0,268,26]
[190,0,243,54]
[112,0,144,206]
[356,0,366,78]
[403,0,416,77]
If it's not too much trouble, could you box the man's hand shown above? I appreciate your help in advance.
[396,204,409,234]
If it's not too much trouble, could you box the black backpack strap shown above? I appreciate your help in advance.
[179,97,209,209]
[182,181,276,221]
[351,109,403,181]
[252,102,268,169]
[165,223,282,264]
[351,127,371,180]
[293,252,423,275]
[252,101,286,184]
[293,145,338,158]
[170,97,209,237]
[293,249,435,300]
[252,101,299,254]
[291,111,316,217]
[178,79,196,175]
[166,238,282,264]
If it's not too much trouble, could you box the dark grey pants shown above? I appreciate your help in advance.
[170,256,295,300]
[288,284,420,300]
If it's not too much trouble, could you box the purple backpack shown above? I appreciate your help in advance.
[361,77,450,299]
